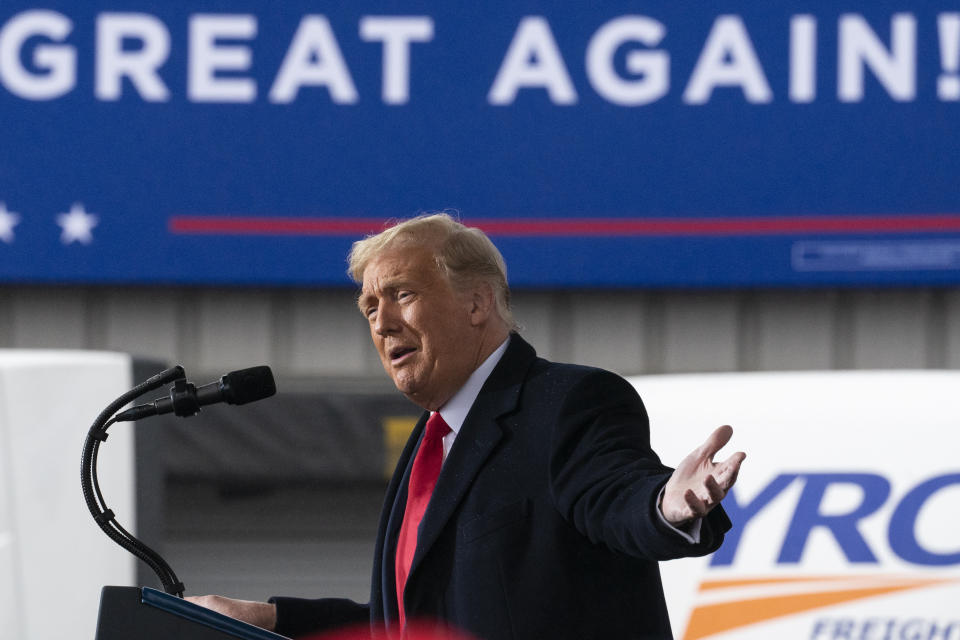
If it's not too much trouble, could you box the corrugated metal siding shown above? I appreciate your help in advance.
[1,286,957,378]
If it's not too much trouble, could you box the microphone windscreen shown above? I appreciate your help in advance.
[222,366,277,405]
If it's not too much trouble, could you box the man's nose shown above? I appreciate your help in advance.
[374,302,401,335]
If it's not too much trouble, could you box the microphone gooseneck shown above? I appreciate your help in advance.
[81,364,277,597]
[80,366,188,596]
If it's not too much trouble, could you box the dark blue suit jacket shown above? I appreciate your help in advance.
[272,334,730,639]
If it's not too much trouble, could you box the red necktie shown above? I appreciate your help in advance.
[395,412,450,629]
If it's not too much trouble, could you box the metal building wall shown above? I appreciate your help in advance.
[5,285,956,604]
[1,287,958,378]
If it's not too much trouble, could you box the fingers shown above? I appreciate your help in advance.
[692,475,725,511]
[703,473,725,503]
[664,476,723,525]
[715,451,746,489]
[700,425,734,461]
[684,489,708,518]
[664,426,745,525]
[682,474,729,521]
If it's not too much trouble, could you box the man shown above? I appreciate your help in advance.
[190,214,745,639]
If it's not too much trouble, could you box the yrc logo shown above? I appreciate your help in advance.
[716,472,960,567]
[683,472,960,639]
[632,371,960,640]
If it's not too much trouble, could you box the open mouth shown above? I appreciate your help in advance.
[389,346,416,363]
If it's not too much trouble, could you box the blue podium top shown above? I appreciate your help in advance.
[141,588,292,640]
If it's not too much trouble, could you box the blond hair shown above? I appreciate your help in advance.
[348,213,515,330]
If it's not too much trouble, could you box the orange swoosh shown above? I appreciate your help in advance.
[699,575,862,591]
[684,578,954,639]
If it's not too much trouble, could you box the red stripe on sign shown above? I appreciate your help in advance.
[168,217,388,235]
[168,215,960,237]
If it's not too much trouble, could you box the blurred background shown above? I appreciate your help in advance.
[2,1,960,638]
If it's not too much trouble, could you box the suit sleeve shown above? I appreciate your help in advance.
[548,369,730,560]
[268,596,369,638]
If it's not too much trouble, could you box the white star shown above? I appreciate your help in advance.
[57,202,99,245]
[0,202,20,244]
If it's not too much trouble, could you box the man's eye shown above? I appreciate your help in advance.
[398,291,414,301]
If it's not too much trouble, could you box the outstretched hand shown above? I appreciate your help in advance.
[660,425,745,527]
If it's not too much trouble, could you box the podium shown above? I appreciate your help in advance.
[95,586,291,640]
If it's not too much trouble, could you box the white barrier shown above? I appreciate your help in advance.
[629,371,960,640]
[0,350,136,640]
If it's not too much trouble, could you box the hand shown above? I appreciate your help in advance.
[660,425,745,527]
[185,595,278,631]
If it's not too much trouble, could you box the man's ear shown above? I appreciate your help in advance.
[468,282,496,326]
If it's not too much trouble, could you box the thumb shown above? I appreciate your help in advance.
[700,425,734,461]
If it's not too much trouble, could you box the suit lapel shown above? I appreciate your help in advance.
[405,335,537,589]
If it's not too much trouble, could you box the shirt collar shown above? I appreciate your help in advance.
[437,337,510,435]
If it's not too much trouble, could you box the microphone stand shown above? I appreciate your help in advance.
[80,365,188,597]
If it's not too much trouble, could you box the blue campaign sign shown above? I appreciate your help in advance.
[1,1,960,287]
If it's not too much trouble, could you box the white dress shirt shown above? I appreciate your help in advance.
[436,337,510,460]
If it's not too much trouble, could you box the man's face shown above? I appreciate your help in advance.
[359,243,482,410]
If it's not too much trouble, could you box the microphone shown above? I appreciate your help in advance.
[115,366,276,422]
